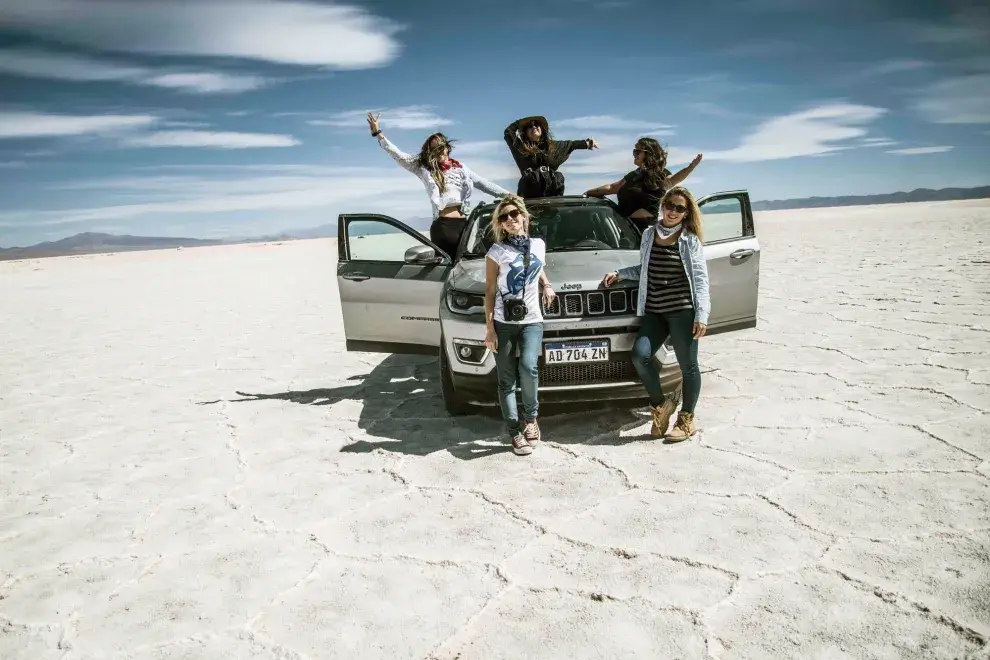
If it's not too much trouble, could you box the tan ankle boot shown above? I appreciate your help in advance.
[665,411,696,442]
[651,397,677,438]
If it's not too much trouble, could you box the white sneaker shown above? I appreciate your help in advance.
[511,432,533,456]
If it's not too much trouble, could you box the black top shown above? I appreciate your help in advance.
[503,120,592,173]
[644,242,693,314]
[616,167,671,219]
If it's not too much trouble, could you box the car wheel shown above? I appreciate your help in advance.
[439,341,472,416]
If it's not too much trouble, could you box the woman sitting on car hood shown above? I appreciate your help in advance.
[484,195,556,456]
[602,186,709,442]
[504,115,599,198]
[367,111,510,260]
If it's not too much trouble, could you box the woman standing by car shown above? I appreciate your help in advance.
[601,186,708,441]
[504,115,599,198]
[584,137,702,231]
[484,194,556,456]
[367,111,510,259]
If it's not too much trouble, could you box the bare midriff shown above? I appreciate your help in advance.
[438,204,465,219]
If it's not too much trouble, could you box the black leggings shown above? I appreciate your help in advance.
[430,217,467,259]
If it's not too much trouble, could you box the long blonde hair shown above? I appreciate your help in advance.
[416,132,455,194]
[661,186,704,243]
[488,194,531,243]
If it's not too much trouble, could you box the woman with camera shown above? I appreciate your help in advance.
[483,195,556,456]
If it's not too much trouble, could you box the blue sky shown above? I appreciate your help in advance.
[0,0,988,246]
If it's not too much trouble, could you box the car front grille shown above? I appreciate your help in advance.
[539,357,638,386]
[543,288,637,318]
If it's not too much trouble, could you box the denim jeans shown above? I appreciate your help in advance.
[631,309,701,413]
[493,320,543,435]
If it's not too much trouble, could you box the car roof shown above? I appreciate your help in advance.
[472,195,617,211]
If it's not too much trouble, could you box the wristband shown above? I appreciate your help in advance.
[372,130,381,137]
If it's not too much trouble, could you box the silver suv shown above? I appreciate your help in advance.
[336,192,761,415]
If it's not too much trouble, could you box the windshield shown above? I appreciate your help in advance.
[462,202,641,257]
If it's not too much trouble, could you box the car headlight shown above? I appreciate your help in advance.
[446,289,485,315]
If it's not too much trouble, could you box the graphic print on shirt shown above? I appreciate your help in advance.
[505,250,544,297]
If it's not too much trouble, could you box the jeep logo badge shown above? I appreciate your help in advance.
[560,283,582,291]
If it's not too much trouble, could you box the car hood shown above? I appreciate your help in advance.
[448,250,641,294]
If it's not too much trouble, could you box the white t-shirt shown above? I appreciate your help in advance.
[486,238,546,324]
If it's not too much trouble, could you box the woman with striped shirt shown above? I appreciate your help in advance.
[601,187,709,441]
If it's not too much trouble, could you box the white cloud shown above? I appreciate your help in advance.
[886,146,954,155]
[122,130,300,149]
[705,102,887,162]
[554,115,674,134]
[144,72,268,94]
[914,74,990,124]
[860,137,898,148]
[0,48,270,94]
[310,106,453,130]
[0,111,158,138]
[0,0,401,68]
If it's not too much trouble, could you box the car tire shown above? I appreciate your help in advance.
[439,341,472,416]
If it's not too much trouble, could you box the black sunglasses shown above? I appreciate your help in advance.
[498,208,522,222]
[663,201,688,214]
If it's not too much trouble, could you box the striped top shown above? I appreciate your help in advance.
[644,243,694,314]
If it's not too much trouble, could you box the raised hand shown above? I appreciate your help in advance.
[367,111,381,136]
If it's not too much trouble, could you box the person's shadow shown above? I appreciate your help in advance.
[199,354,652,460]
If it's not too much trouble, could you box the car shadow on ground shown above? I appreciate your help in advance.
[202,355,666,460]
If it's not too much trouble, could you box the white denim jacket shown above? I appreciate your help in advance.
[377,135,510,217]
[616,225,711,325]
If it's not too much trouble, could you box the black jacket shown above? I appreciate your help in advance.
[503,119,592,173]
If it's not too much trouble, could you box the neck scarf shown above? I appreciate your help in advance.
[504,233,530,252]
[439,158,462,171]
[656,221,682,239]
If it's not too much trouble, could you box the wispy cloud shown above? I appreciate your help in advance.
[886,146,954,155]
[705,102,887,162]
[913,74,990,124]
[0,48,269,94]
[554,115,673,134]
[860,137,898,148]
[310,106,453,130]
[0,111,158,139]
[0,0,402,68]
[122,131,300,149]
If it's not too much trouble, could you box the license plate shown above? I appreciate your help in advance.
[544,340,610,364]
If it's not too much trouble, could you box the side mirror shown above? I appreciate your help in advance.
[404,244,438,264]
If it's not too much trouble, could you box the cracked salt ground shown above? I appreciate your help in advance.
[2,201,990,658]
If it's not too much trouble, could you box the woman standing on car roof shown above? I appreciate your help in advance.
[367,111,511,259]
[484,194,556,456]
[584,137,702,231]
[601,186,709,442]
[503,115,599,198]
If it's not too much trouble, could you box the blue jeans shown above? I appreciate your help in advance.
[493,321,543,435]
[631,309,701,413]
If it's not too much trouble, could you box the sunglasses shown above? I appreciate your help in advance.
[498,208,523,223]
[633,148,644,155]
[663,201,688,214]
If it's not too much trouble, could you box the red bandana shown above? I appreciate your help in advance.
[439,158,462,171]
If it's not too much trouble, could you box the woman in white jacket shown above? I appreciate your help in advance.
[367,112,510,259]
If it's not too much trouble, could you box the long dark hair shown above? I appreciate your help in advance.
[517,122,554,159]
[417,132,455,194]
[636,137,670,191]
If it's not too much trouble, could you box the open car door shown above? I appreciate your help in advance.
[336,214,453,354]
[696,190,761,335]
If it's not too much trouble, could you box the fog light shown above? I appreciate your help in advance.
[459,345,473,359]
[452,340,487,364]
[454,293,470,308]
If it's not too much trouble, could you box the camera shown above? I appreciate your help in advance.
[503,298,528,322]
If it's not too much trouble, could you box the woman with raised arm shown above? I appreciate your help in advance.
[367,111,510,259]
[503,115,599,198]
[484,195,556,456]
[601,186,709,442]
[584,137,703,231]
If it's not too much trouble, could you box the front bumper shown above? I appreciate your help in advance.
[441,308,683,407]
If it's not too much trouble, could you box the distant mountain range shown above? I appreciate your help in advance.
[2,186,988,261]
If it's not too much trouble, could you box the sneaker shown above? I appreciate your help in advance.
[523,419,541,446]
[650,397,677,438]
[511,432,533,456]
[665,411,696,443]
